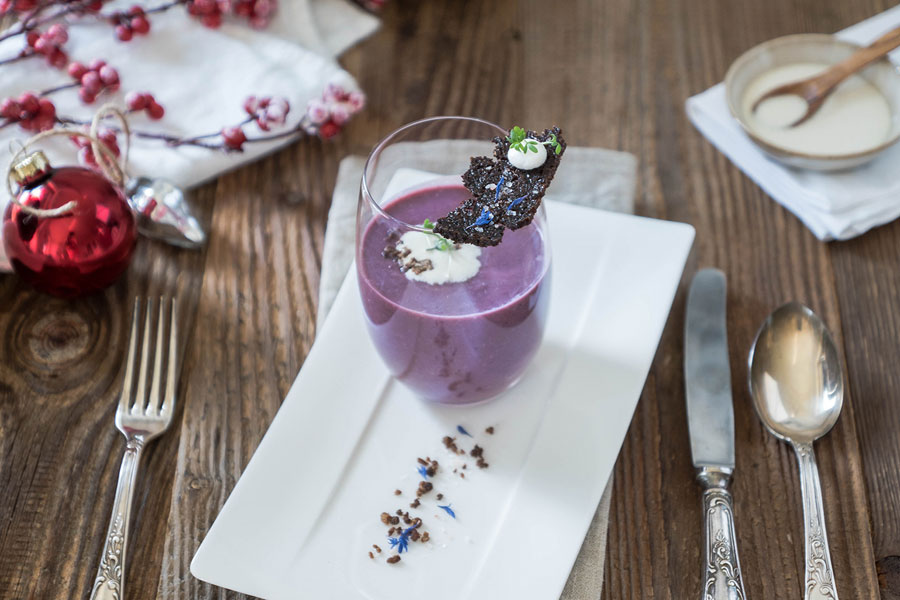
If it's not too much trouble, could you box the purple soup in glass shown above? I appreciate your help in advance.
[356,117,551,405]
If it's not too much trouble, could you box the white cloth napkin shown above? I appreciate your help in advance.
[686,5,900,241]
[0,0,378,269]
[317,144,637,599]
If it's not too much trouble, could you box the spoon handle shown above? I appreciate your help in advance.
[810,25,900,100]
[794,441,839,600]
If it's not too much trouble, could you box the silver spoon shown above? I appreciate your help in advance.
[748,302,844,600]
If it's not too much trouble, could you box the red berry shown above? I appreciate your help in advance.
[47,24,67,44]
[88,58,107,71]
[87,0,103,10]
[81,71,101,94]
[222,126,246,150]
[318,120,340,139]
[68,61,87,79]
[125,91,148,110]
[48,49,68,68]
[131,16,150,34]
[98,65,119,85]
[33,36,49,53]
[19,93,38,114]
[129,4,144,15]
[147,101,165,120]
[0,99,20,119]
[201,13,222,28]
[26,31,39,47]
[37,98,54,117]
[78,88,97,104]
[115,25,133,41]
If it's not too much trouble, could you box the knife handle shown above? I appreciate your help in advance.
[698,468,747,600]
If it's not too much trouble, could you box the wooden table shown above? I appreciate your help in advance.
[2,0,899,598]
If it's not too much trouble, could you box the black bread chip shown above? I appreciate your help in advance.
[433,127,566,247]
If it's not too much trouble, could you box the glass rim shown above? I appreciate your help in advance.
[360,116,507,233]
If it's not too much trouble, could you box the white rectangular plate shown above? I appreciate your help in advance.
[191,202,694,600]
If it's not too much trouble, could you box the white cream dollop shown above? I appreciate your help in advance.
[507,138,547,170]
[395,230,481,285]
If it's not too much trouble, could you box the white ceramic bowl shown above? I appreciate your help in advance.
[725,34,900,171]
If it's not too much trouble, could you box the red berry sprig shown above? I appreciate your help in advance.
[0,0,37,14]
[186,0,227,28]
[233,0,277,29]
[27,24,69,68]
[0,92,56,132]
[126,91,165,119]
[110,4,151,41]
[68,59,120,104]
[243,95,289,131]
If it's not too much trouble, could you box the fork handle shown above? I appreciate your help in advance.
[91,437,145,600]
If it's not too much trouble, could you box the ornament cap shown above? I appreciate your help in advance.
[11,151,51,186]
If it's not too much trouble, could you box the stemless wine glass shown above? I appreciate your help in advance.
[356,116,552,405]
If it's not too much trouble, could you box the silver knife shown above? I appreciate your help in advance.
[685,269,747,600]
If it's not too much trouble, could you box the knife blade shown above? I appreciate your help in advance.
[684,268,747,600]
[685,268,734,470]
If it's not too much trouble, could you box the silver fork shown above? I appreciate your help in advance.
[91,297,179,600]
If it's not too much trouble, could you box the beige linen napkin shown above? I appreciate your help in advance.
[317,144,636,599]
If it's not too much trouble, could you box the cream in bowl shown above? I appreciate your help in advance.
[725,34,900,171]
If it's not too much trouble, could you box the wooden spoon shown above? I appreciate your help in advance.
[751,25,900,127]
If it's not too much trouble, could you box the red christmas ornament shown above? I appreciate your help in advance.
[3,151,137,297]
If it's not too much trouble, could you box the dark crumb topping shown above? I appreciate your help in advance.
[485,426,494,434]
[400,257,433,275]
[372,425,497,565]
[416,481,433,497]
[442,436,460,454]
[434,127,566,247]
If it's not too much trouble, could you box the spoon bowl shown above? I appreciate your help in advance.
[748,302,844,443]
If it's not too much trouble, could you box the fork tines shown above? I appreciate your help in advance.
[120,297,178,416]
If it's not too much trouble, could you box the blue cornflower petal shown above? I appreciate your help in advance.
[457,425,472,437]
[417,465,429,479]
[437,504,456,519]
[494,176,505,202]
[466,207,494,230]
[387,522,420,554]
[388,535,409,553]
[506,195,526,214]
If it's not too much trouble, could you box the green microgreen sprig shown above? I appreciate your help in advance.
[544,132,562,155]
[507,126,562,155]
[422,218,453,251]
